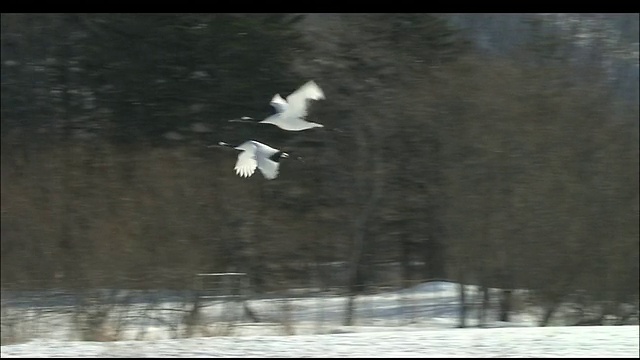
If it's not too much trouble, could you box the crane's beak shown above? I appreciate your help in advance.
[206,142,231,149]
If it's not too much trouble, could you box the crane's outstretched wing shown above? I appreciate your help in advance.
[233,145,258,178]
[284,80,325,119]
[269,94,288,113]
[256,157,280,180]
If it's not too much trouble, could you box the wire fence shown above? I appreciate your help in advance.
[2,273,638,345]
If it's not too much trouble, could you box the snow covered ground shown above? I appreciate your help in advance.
[2,281,638,357]
[2,325,638,357]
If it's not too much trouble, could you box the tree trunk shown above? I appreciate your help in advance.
[343,190,383,326]
[343,120,385,326]
[477,282,490,327]
[400,233,414,284]
[458,269,468,328]
[423,234,446,280]
[499,289,512,322]
[539,299,562,327]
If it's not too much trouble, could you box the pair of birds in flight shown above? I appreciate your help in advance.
[214,80,326,180]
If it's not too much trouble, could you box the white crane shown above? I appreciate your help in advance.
[229,80,326,131]
[212,140,289,180]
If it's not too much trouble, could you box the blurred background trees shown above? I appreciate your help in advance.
[2,13,638,322]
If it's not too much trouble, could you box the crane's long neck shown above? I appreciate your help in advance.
[207,141,234,149]
[228,116,258,125]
